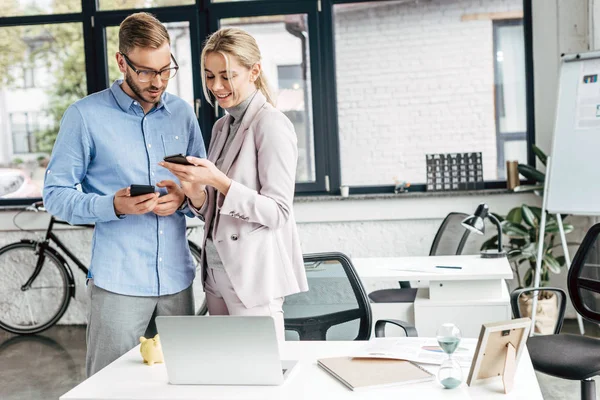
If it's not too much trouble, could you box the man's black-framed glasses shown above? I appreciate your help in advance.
[120,52,179,82]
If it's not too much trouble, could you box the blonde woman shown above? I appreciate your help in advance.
[160,27,308,341]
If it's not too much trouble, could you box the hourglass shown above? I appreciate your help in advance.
[436,323,463,389]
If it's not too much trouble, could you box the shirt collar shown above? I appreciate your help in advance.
[109,79,171,114]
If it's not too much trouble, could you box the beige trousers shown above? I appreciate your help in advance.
[204,267,285,342]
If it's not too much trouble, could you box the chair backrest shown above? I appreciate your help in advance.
[429,212,471,256]
[283,252,372,341]
[568,223,600,323]
[510,287,567,334]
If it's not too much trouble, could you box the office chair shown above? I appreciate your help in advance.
[283,252,416,341]
[511,223,600,400]
[368,212,471,303]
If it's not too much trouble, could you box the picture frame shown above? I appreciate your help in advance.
[466,318,531,393]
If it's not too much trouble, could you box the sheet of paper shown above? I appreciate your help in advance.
[353,338,474,368]
[576,60,600,129]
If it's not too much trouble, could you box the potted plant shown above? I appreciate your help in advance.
[481,205,575,333]
[482,146,578,333]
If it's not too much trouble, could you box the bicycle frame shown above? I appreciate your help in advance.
[20,216,90,294]
[19,213,200,300]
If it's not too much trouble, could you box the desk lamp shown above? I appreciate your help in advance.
[461,203,506,258]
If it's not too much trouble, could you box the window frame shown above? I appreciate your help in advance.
[207,0,329,193]
[0,0,535,207]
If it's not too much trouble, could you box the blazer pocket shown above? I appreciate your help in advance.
[246,224,268,236]
[161,134,186,157]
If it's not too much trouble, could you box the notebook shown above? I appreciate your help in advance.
[317,356,435,391]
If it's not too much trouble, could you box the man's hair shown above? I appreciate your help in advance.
[118,12,170,54]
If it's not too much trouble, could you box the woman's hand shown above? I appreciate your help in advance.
[159,156,232,197]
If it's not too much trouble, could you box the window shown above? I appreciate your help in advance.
[333,0,529,187]
[494,19,527,179]
[10,112,35,154]
[220,15,316,184]
[0,0,533,205]
[0,22,86,202]
[97,0,195,11]
[0,0,81,17]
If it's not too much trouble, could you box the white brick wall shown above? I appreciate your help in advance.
[335,0,523,185]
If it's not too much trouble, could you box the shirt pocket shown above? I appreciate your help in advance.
[161,134,186,157]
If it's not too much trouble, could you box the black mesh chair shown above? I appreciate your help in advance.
[368,212,471,303]
[511,223,600,400]
[283,252,416,341]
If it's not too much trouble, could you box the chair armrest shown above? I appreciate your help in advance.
[374,319,418,337]
[510,287,567,334]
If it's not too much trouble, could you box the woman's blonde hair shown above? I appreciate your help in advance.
[200,27,274,107]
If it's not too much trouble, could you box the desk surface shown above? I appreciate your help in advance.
[61,339,542,400]
[352,255,513,281]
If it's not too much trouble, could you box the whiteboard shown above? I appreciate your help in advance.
[546,51,600,215]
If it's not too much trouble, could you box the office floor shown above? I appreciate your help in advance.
[0,321,598,400]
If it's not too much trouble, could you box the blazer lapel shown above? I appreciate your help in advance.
[207,115,233,162]
[219,91,268,176]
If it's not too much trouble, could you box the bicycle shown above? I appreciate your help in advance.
[0,201,207,335]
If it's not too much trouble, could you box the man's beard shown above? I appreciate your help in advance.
[125,72,164,104]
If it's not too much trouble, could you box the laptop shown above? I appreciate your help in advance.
[155,315,298,385]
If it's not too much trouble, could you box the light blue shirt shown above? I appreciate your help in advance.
[43,80,206,296]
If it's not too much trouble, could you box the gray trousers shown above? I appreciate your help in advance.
[85,280,194,377]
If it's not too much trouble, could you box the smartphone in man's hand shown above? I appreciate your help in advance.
[130,184,155,197]
[163,153,194,166]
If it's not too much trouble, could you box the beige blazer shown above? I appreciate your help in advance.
[196,91,308,308]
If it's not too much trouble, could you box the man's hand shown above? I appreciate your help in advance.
[113,187,159,216]
[153,180,186,216]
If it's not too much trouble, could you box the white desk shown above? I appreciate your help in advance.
[60,339,543,400]
[352,255,514,337]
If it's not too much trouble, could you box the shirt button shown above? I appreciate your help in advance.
[160,230,163,235]
[175,136,179,140]
[159,257,163,262]
[133,101,137,105]
[152,172,155,176]
[47,170,51,174]
[231,234,238,241]
[147,144,152,149]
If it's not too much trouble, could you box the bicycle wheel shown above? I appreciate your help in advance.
[0,242,72,334]
[188,242,208,315]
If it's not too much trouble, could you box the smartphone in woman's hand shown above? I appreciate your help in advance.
[163,153,194,166]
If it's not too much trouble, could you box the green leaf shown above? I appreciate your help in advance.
[506,207,522,224]
[545,222,561,233]
[518,164,545,183]
[480,235,499,251]
[521,205,538,228]
[490,212,504,223]
[521,242,537,258]
[529,207,543,220]
[502,221,529,238]
[509,238,528,248]
[532,144,548,166]
[507,249,523,258]
[556,256,566,266]
[561,224,575,234]
[544,254,561,274]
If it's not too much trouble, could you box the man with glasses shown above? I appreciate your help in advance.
[43,12,206,377]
